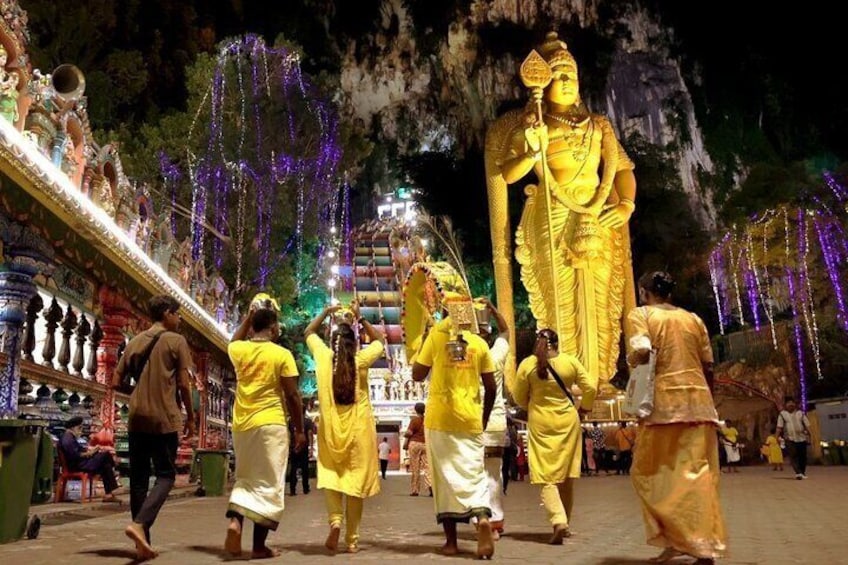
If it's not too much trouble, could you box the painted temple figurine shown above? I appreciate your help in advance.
[0,44,19,124]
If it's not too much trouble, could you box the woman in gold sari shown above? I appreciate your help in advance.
[627,272,727,564]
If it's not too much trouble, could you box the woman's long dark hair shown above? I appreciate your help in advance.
[535,329,558,380]
[331,323,358,405]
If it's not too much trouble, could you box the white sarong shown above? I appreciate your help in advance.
[425,428,490,523]
[227,424,289,529]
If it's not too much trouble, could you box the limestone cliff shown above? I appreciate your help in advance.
[333,0,719,228]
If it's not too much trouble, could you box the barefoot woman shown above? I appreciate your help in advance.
[628,272,727,564]
[305,303,385,554]
[224,300,305,559]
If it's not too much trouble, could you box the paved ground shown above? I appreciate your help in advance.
[2,466,846,564]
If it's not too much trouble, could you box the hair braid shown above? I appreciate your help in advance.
[331,323,357,405]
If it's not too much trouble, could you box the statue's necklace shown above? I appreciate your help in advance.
[545,113,592,162]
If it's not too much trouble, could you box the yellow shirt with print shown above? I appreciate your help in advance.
[417,319,495,434]
[228,340,299,433]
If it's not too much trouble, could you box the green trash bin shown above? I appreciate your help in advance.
[31,426,54,504]
[0,420,46,544]
[195,449,230,497]
[835,444,848,465]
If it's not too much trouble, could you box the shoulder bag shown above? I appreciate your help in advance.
[623,307,656,418]
[120,331,166,392]
[546,364,575,406]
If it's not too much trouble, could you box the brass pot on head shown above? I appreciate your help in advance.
[51,64,86,105]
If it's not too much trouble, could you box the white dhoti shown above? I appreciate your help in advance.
[227,424,289,530]
[426,428,490,523]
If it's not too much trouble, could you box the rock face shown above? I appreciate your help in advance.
[335,0,720,228]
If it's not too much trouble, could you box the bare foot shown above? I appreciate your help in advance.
[324,524,341,552]
[102,494,120,503]
[347,544,360,554]
[251,547,281,559]
[548,523,567,545]
[224,519,242,557]
[492,528,500,541]
[125,523,157,561]
[476,519,494,559]
[648,548,684,563]
[439,543,459,556]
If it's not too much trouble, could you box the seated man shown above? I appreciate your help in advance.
[59,416,121,502]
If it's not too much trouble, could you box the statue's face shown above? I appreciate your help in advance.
[546,66,579,107]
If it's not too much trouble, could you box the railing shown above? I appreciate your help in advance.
[13,287,234,442]
[14,289,123,425]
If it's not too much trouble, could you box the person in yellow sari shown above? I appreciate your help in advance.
[510,329,597,544]
[627,271,727,564]
[305,303,385,554]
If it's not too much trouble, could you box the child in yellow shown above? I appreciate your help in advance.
[763,430,784,471]
[305,304,385,554]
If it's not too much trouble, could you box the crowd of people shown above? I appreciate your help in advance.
[58,270,812,563]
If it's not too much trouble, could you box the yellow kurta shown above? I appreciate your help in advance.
[511,354,597,484]
[307,334,384,498]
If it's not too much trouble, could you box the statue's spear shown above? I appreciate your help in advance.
[519,50,562,338]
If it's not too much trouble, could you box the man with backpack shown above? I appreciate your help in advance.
[113,295,196,560]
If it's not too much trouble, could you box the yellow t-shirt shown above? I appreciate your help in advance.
[228,340,299,432]
[417,319,495,434]
[722,427,739,443]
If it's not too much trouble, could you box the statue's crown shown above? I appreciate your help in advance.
[540,31,576,71]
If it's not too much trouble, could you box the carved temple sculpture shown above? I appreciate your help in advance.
[484,32,638,389]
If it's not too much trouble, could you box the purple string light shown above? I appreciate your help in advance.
[743,265,760,330]
[824,170,848,202]
[158,151,182,235]
[785,264,808,412]
[159,34,344,293]
[813,216,848,331]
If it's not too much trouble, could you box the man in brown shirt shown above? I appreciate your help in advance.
[113,295,195,560]
[404,402,430,496]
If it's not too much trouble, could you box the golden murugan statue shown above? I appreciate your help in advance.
[485,32,637,388]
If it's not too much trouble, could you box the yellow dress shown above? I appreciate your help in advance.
[765,435,784,464]
[511,354,597,483]
[307,334,384,498]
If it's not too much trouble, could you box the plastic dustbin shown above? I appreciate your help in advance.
[835,444,848,465]
[0,420,47,544]
[30,426,54,504]
[195,449,230,497]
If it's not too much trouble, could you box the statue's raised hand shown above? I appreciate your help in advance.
[524,123,549,156]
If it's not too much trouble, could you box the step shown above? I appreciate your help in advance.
[354,277,398,291]
[354,266,395,278]
[354,256,392,267]
[355,290,402,306]
[360,306,401,324]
